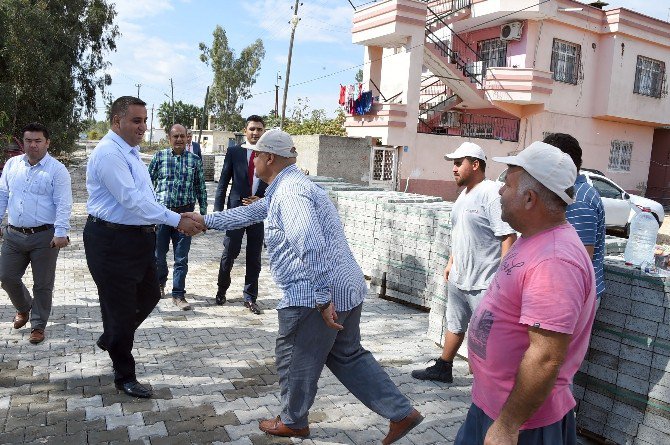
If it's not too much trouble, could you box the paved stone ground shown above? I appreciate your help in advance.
[0,152,472,444]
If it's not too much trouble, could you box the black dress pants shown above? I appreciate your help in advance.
[217,221,264,302]
[83,219,161,384]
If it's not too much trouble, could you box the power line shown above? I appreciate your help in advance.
[248,0,553,98]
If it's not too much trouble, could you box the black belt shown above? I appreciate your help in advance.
[169,203,195,213]
[8,224,53,235]
[87,216,156,233]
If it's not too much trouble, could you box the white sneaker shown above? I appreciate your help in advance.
[172,298,192,311]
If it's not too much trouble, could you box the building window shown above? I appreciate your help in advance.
[608,140,633,172]
[372,147,396,181]
[634,56,665,98]
[462,122,494,139]
[550,39,581,84]
[478,38,508,76]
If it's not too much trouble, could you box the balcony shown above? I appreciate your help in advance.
[351,0,427,47]
[345,102,409,145]
[484,67,554,117]
[418,110,520,142]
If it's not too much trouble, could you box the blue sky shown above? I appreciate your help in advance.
[96,0,669,124]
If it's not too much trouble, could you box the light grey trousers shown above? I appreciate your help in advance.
[0,227,59,329]
[275,303,413,429]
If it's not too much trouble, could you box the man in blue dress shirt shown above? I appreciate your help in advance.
[0,122,72,345]
[84,96,203,398]
[183,129,423,444]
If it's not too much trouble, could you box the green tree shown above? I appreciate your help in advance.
[199,26,265,131]
[157,101,201,130]
[0,0,118,153]
[277,98,346,136]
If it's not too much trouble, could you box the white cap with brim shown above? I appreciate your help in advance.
[493,141,576,205]
[254,129,298,158]
[444,141,487,162]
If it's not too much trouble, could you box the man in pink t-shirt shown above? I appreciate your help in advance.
[455,141,596,445]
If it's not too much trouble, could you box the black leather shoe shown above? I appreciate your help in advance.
[245,301,261,315]
[215,292,226,305]
[96,337,107,351]
[115,380,152,398]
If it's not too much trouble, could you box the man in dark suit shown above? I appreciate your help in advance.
[186,129,202,158]
[213,115,268,314]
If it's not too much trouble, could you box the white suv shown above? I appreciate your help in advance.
[497,169,664,236]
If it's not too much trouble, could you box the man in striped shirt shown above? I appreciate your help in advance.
[544,133,605,304]
[149,124,207,310]
[182,129,422,444]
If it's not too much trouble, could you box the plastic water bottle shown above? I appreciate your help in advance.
[624,207,659,266]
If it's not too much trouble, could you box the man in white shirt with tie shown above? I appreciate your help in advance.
[0,122,72,344]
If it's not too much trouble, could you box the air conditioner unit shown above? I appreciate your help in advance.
[500,22,523,40]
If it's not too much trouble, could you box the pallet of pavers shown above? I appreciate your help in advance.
[574,257,670,444]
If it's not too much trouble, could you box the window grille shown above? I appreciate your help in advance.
[372,148,395,181]
[462,123,494,139]
[478,38,508,76]
[634,55,666,98]
[608,140,633,172]
[550,39,581,84]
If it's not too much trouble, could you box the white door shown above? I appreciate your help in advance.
[369,146,398,191]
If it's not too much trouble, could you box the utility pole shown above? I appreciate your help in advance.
[170,78,175,126]
[135,83,142,97]
[275,72,282,118]
[149,105,155,146]
[198,86,210,148]
[280,0,301,129]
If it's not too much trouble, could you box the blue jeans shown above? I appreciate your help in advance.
[275,303,412,429]
[155,224,192,299]
[455,403,576,445]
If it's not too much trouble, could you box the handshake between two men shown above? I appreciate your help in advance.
[176,212,207,236]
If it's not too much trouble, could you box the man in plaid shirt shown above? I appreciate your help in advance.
[148,124,207,310]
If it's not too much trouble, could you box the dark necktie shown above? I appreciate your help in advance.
[248,151,256,190]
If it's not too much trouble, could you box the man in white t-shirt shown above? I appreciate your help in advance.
[412,142,516,383]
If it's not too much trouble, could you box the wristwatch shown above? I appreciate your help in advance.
[315,301,331,313]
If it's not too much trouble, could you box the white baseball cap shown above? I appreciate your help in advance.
[254,129,298,158]
[444,142,487,162]
[493,141,576,204]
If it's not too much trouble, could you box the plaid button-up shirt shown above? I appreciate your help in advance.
[148,149,207,215]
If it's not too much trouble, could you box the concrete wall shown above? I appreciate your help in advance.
[293,135,372,185]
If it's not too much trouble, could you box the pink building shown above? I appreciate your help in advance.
[345,0,670,201]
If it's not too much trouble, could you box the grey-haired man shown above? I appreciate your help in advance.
[183,129,422,444]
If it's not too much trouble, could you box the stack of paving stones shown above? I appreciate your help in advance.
[309,177,452,315]
[201,154,216,181]
[574,257,670,444]
[212,155,225,182]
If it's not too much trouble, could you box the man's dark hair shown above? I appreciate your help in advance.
[465,156,486,173]
[109,96,147,124]
[246,115,265,127]
[543,133,582,171]
[22,122,50,140]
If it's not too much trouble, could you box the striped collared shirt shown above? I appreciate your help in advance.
[148,148,207,214]
[0,153,72,237]
[204,164,367,311]
[566,175,605,297]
